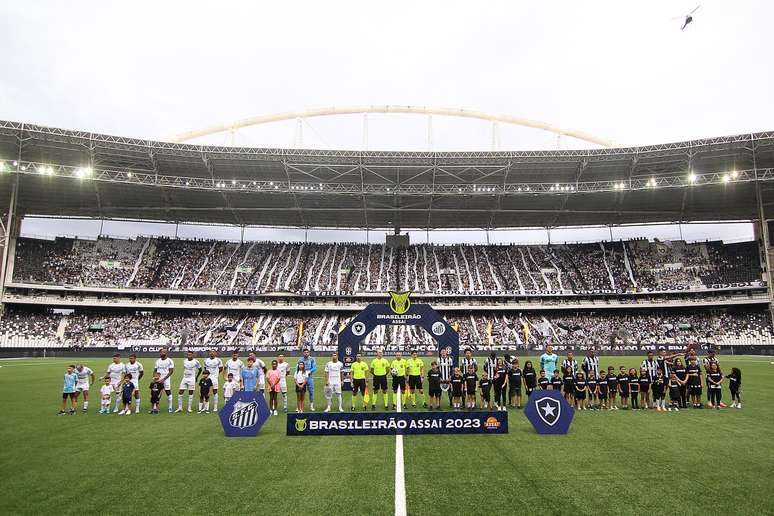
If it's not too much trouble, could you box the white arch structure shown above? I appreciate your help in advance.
[168,105,617,148]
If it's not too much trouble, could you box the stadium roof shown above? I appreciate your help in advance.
[1,120,774,229]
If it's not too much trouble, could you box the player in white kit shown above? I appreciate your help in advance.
[177,350,201,413]
[225,351,244,389]
[203,349,223,408]
[153,348,175,413]
[74,364,95,412]
[324,352,344,412]
[125,354,144,414]
[248,352,267,396]
[277,354,290,412]
[104,354,126,412]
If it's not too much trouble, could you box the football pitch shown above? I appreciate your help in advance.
[1,355,772,516]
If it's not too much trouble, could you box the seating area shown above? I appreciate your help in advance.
[12,236,764,294]
[1,306,769,350]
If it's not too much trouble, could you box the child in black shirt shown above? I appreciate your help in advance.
[606,366,618,410]
[562,366,575,404]
[638,367,651,410]
[668,372,682,411]
[198,370,214,413]
[652,369,666,411]
[706,362,723,410]
[628,368,640,410]
[523,361,537,396]
[149,372,165,414]
[617,366,629,409]
[450,367,464,410]
[538,370,550,390]
[597,372,609,410]
[464,366,478,410]
[479,373,491,410]
[726,367,742,409]
[574,372,587,410]
[586,372,598,410]
[550,370,563,391]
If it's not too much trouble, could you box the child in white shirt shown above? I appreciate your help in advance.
[223,373,239,403]
[99,377,113,414]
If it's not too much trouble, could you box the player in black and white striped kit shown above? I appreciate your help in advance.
[484,352,498,382]
[561,352,578,376]
[438,348,454,407]
[582,349,600,378]
[461,349,477,375]
[641,351,659,383]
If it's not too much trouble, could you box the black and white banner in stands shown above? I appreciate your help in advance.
[286,411,508,436]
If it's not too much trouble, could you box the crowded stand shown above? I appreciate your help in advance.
[13,236,764,294]
[1,306,771,351]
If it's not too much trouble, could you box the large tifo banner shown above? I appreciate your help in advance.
[286,411,508,436]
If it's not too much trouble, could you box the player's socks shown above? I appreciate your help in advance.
[337,394,343,410]
[214,393,219,408]
[178,396,184,411]
[188,393,194,411]
[198,402,203,412]
[282,392,288,410]
[167,394,173,412]
[114,397,121,412]
[83,401,89,411]
[411,393,416,404]
[383,393,388,408]
[135,398,140,413]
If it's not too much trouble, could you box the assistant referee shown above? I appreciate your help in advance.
[350,353,369,411]
[370,350,389,410]
[390,351,408,409]
[407,351,425,408]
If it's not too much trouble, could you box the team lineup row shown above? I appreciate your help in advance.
[57,346,743,416]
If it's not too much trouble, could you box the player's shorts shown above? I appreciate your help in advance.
[408,375,422,390]
[352,378,366,395]
[179,377,196,390]
[280,380,288,393]
[328,382,342,394]
[76,381,89,392]
[481,388,491,400]
[429,388,441,397]
[599,392,608,400]
[689,385,702,396]
[373,375,388,390]
[209,377,219,389]
[131,379,141,391]
[162,378,171,391]
[574,391,586,399]
[508,384,521,396]
[62,391,76,399]
[451,388,463,398]
[122,395,133,404]
[640,384,650,393]
[392,376,406,392]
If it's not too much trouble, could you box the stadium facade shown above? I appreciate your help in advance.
[1,120,774,355]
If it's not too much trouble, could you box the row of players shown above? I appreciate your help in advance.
[57,346,743,415]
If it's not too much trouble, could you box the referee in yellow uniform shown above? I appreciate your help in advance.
[407,350,426,408]
[349,353,369,411]
[390,351,408,409]
[370,350,390,410]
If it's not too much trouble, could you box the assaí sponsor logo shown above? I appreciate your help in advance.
[484,416,501,430]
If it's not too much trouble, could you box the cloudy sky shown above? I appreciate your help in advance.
[1,0,770,243]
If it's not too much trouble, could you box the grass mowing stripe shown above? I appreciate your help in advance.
[395,387,407,516]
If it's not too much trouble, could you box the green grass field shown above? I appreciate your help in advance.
[1,355,772,516]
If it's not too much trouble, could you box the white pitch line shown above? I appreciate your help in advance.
[395,387,407,516]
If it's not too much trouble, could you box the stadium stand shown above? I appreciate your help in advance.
[1,306,770,352]
[11,236,764,294]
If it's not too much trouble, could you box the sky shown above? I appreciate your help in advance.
[1,0,770,243]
